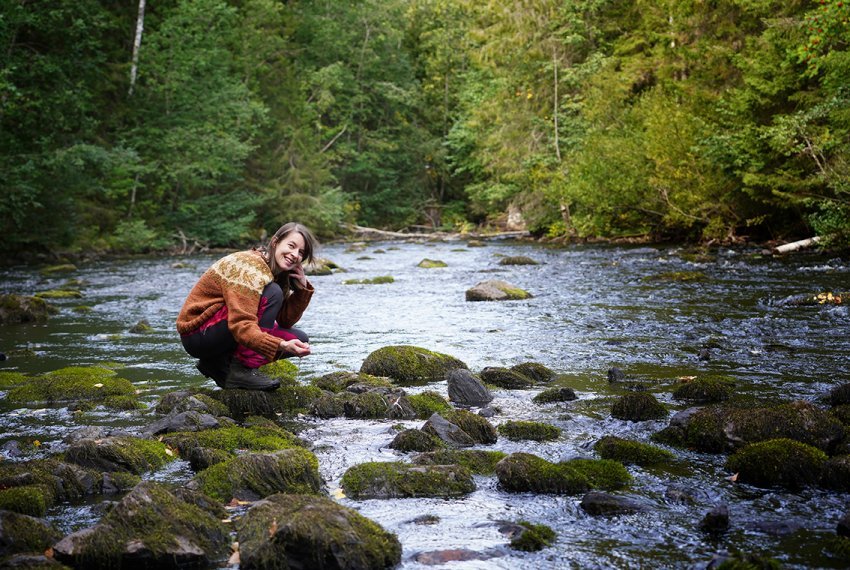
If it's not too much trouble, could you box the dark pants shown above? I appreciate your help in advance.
[181,282,308,369]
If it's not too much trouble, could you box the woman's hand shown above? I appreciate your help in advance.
[289,262,309,289]
[279,338,311,357]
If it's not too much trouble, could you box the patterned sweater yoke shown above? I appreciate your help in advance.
[209,251,274,300]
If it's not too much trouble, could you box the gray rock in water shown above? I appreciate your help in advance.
[579,491,648,516]
[465,280,531,302]
[478,406,497,418]
[607,367,626,382]
[422,413,474,447]
[146,411,220,436]
[447,369,493,407]
[700,504,730,534]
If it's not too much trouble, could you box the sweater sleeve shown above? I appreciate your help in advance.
[278,279,314,328]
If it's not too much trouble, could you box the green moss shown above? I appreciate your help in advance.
[259,360,299,385]
[162,425,302,457]
[341,461,475,499]
[6,366,136,405]
[412,450,507,475]
[105,471,141,492]
[40,263,77,275]
[672,376,735,403]
[343,391,396,419]
[34,289,83,299]
[611,393,668,421]
[509,520,556,552]
[73,305,94,313]
[594,436,674,466]
[310,371,393,392]
[360,345,468,386]
[533,387,578,404]
[310,391,353,418]
[63,436,174,475]
[0,485,48,517]
[496,453,590,495]
[498,420,561,442]
[408,390,453,419]
[237,494,401,570]
[389,429,446,453]
[101,395,145,410]
[343,275,395,284]
[498,256,539,266]
[0,510,62,555]
[442,409,498,444]
[565,459,631,491]
[194,448,322,502]
[418,259,447,268]
[726,438,827,489]
[0,371,28,389]
[127,319,152,334]
[191,393,231,417]
[480,367,534,389]
[511,362,554,383]
[642,271,706,282]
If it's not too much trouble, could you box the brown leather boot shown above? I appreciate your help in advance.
[224,361,280,391]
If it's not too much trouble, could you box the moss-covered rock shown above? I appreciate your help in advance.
[0,510,62,557]
[210,384,322,419]
[611,393,668,421]
[341,462,475,500]
[237,494,401,570]
[498,256,539,266]
[258,359,299,385]
[495,453,590,495]
[830,383,850,407]
[594,436,674,466]
[0,459,103,513]
[726,438,827,489]
[308,388,416,420]
[655,401,844,453]
[498,420,561,442]
[0,294,58,324]
[643,271,706,282]
[360,345,468,386]
[533,387,578,404]
[441,409,497,444]
[480,366,534,389]
[780,291,848,307]
[52,481,230,570]
[831,404,850,426]
[310,371,393,393]
[343,276,394,285]
[310,391,353,418]
[567,459,631,491]
[5,366,137,409]
[127,319,153,334]
[418,258,447,268]
[465,280,532,302]
[191,449,321,502]
[0,486,48,517]
[510,362,555,383]
[508,520,556,552]
[412,450,507,475]
[821,455,850,491]
[408,390,453,419]
[0,371,28,389]
[64,436,174,475]
[39,263,77,275]
[672,376,735,403]
[34,289,83,300]
[162,425,303,460]
[388,429,446,453]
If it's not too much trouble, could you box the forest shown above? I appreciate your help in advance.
[1,0,848,255]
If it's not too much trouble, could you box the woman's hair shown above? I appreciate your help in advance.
[260,222,318,281]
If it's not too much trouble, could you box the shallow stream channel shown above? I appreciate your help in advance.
[1,239,849,569]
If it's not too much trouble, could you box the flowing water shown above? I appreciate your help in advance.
[1,239,849,569]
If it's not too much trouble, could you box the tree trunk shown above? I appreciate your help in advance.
[128,0,146,96]
[553,47,561,162]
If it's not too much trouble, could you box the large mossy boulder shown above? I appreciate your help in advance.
[52,481,230,570]
[498,420,561,442]
[238,494,401,570]
[190,449,322,502]
[654,401,844,453]
[162,425,303,461]
[441,409,497,444]
[611,393,668,421]
[465,280,532,302]
[480,367,534,389]
[341,462,475,500]
[308,388,417,420]
[726,438,827,489]
[412,450,507,475]
[0,510,62,557]
[5,366,138,410]
[210,384,323,419]
[495,453,629,495]
[510,362,554,383]
[359,345,468,385]
[672,376,735,403]
[64,436,174,475]
[0,294,57,324]
[594,436,674,467]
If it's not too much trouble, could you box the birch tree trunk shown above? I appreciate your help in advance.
[128,0,146,96]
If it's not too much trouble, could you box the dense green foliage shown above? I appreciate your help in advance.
[1,0,848,255]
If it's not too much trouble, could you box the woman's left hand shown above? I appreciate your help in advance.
[289,263,309,289]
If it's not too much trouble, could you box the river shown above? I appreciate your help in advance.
[1,239,848,569]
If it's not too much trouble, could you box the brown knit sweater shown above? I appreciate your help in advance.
[176,250,313,361]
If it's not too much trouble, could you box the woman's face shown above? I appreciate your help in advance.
[273,231,306,271]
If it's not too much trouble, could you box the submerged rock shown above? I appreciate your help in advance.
[611,393,668,421]
[0,510,61,557]
[52,481,229,570]
[446,369,493,407]
[726,438,827,489]
[465,280,532,302]
[341,462,475,500]
[479,366,534,389]
[0,294,57,324]
[238,493,401,570]
[360,345,468,385]
[579,491,648,516]
[190,448,322,502]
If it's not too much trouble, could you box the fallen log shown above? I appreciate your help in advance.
[773,236,821,254]
[341,223,529,241]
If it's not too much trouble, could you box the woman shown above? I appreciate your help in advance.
[176,222,317,391]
